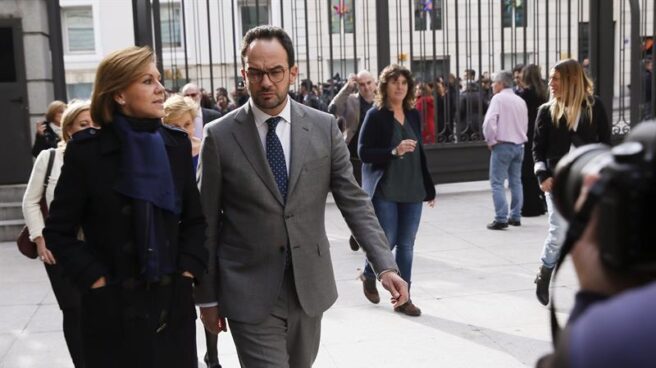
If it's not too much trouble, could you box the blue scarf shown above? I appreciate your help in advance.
[113,114,179,281]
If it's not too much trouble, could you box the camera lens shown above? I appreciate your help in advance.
[552,144,612,221]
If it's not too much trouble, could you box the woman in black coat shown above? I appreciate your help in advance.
[357,65,436,317]
[517,64,548,217]
[532,59,611,307]
[44,46,208,368]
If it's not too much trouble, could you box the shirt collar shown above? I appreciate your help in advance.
[250,96,292,127]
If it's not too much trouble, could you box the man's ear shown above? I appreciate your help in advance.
[289,65,299,85]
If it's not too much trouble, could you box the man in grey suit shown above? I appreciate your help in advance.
[195,26,409,368]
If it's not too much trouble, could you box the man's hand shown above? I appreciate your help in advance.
[540,177,554,193]
[199,306,228,335]
[347,73,358,90]
[379,272,409,308]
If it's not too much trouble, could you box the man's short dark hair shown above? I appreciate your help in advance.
[241,25,295,67]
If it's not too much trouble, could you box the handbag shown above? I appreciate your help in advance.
[17,149,55,259]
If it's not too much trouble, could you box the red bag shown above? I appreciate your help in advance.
[17,149,54,259]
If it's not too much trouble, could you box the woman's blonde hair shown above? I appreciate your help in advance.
[374,64,416,111]
[163,95,198,126]
[549,59,595,130]
[45,100,67,123]
[60,100,92,143]
[90,46,155,125]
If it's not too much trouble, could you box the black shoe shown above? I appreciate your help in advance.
[486,221,508,230]
[359,273,380,304]
[508,219,521,226]
[534,266,553,306]
[349,236,360,251]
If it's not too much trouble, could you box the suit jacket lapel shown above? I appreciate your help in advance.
[231,104,285,206]
[287,101,311,199]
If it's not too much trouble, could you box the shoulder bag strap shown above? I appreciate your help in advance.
[39,149,56,215]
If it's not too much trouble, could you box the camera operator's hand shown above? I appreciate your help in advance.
[540,177,554,193]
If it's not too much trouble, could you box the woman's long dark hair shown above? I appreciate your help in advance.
[521,64,548,102]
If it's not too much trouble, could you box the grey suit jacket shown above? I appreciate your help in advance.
[195,99,397,323]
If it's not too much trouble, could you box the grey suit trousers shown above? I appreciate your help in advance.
[228,269,322,368]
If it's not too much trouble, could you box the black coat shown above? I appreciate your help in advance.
[532,96,611,183]
[357,107,436,201]
[44,124,208,290]
[32,121,61,157]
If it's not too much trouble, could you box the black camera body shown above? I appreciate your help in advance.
[552,122,656,274]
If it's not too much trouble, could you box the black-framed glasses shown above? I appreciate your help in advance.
[246,67,287,83]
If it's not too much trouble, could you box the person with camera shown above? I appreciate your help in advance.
[537,121,656,368]
[32,100,67,157]
[533,59,611,306]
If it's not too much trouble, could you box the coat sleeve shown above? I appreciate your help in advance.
[194,126,222,304]
[328,117,398,276]
[328,82,356,116]
[177,138,208,282]
[22,150,49,241]
[532,105,551,183]
[44,143,108,289]
[358,110,396,164]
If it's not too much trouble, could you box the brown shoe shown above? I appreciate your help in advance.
[394,301,422,317]
[359,273,380,304]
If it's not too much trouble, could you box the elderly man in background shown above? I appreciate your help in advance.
[181,83,221,139]
[482,70,528,230]
[328,70,376,251]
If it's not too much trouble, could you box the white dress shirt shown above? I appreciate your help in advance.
[250,97,292,173]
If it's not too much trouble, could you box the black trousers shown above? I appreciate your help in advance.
[81,275,197,368]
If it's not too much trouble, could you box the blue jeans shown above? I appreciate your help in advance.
[363,196,423,286]
[489,143,524,222]
[540,192,568,268]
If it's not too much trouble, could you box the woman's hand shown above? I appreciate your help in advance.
[540,177,553,193]
[427,199,436,208]
[181,271,194,279]
[396,139,417,156]
[35,236,56,265]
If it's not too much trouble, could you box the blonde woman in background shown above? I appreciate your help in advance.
[22,100,98,368]
[532,59,611,306]
[163,95,202,170]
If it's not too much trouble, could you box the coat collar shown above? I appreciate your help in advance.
[100,121,178,155]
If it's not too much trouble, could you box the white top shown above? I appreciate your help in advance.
[250,97,292,173]
[193,107,204,139]
[22,147,64,241]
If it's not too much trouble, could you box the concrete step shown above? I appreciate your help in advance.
[0,185,26,203]
[0,203,23,222]
[0,219,24,243]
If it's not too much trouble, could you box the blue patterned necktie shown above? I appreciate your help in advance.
[265,117,288,201]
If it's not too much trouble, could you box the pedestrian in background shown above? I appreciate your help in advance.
[32,100,66,157]
[22,100,98,368]
[482,71,528,230]
[358,64,436,317]
[532,58,611,306]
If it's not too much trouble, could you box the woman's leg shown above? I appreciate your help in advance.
[362,196,399,280]
[62,307,85,368]
[394,202,423,286]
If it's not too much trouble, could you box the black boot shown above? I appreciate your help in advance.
[534,266,553,306]
[349,235,360,251]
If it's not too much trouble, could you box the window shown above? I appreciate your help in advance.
[66,83,93,100]
[414,0,443,31]
[63,7,95,53]
[240,1,269,36]
[161,3,182,48]
[330,58,359,78]
[330,0,354,34]
[411,58,449,82]
[502,0,527,28]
